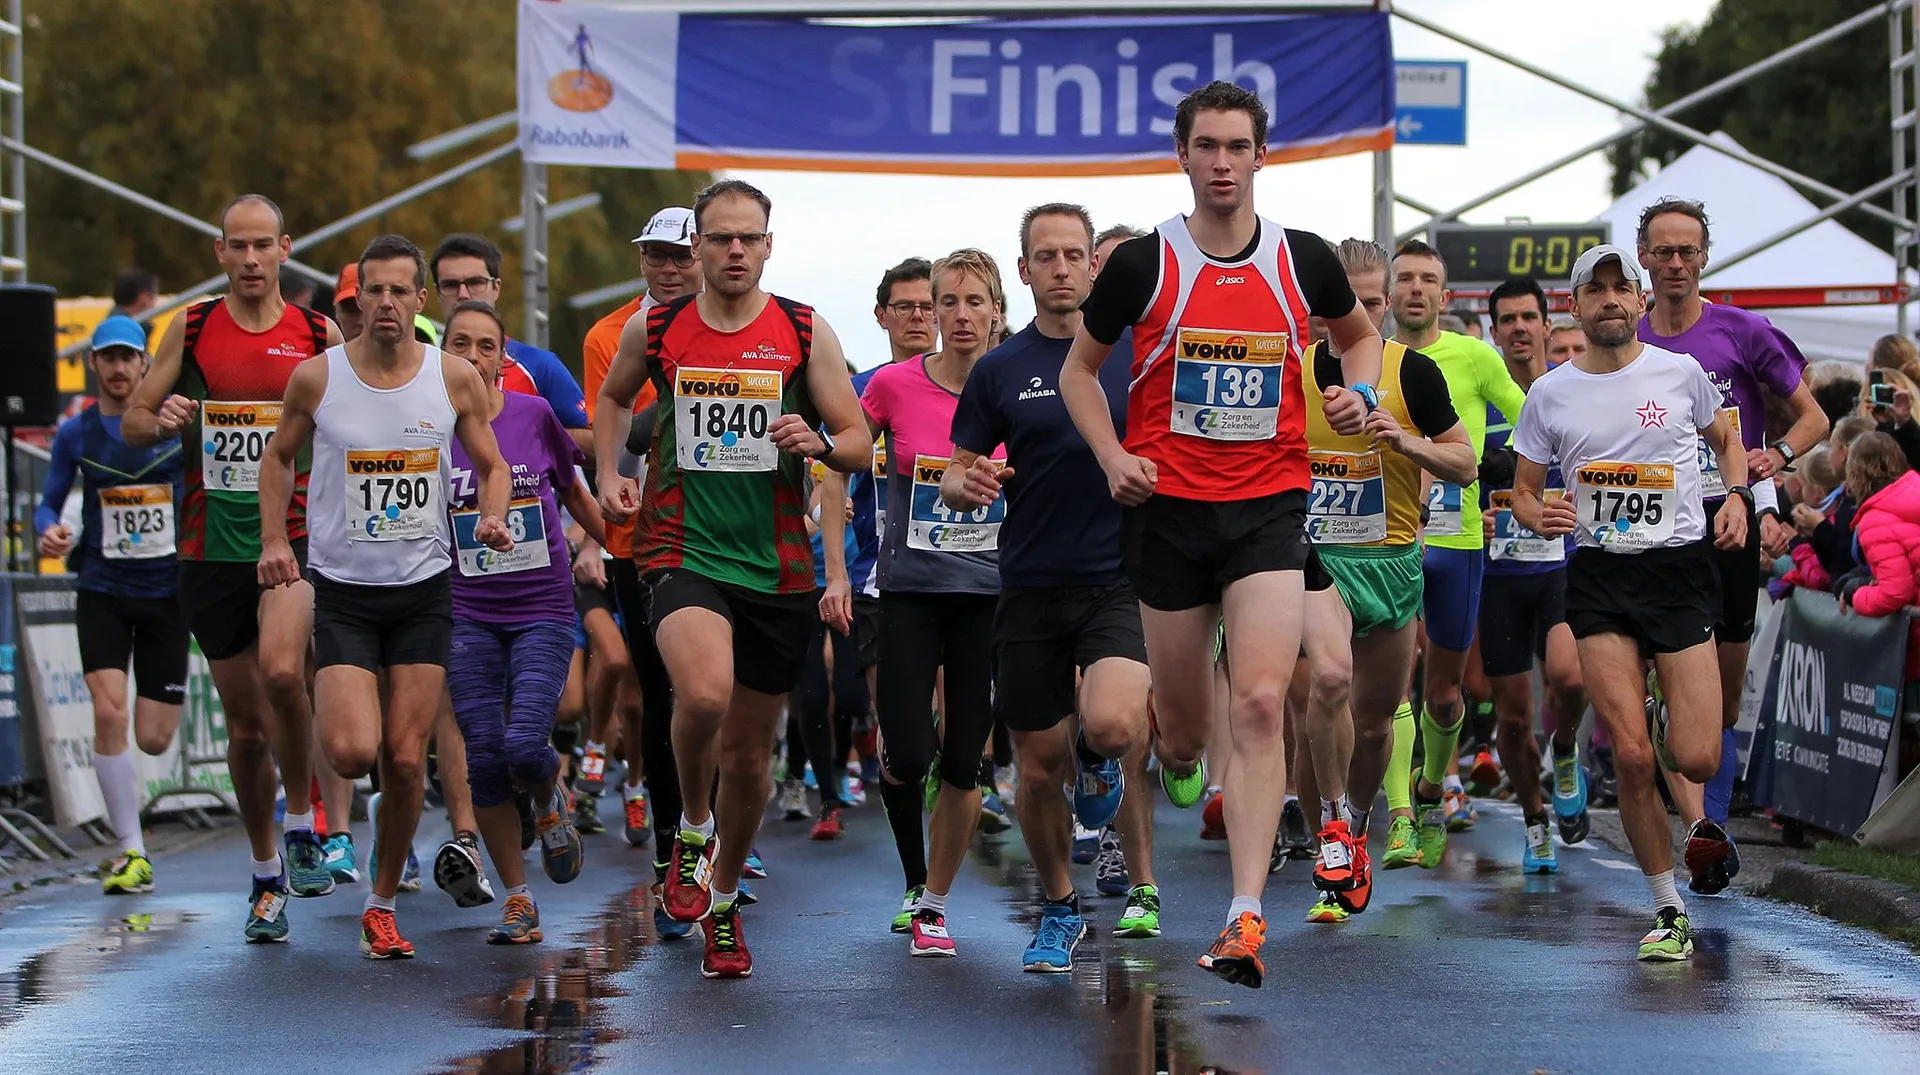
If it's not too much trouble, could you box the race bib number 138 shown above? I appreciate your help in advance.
[1169,327,1287,441]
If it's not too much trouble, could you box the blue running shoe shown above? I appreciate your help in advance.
[1522,820,1559,874]
[1071,824,1099,865]
[245,873,292,943]
[736,880,757,906]
[284,830,335,897]
[978,788,1013,835]
[651,878,695,940]
[1073,735,1124,830]
[743,847,768,879]
[322,833,360,884]
[1552,745,1588,820]
[1022,901,1086,973]
[399,847,423,892]
[802,763,818,791]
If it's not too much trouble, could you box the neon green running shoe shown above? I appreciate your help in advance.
[1415,802,1448,869]
[891,884,925,934]
[1637,907,1692,962]
[1159,758,1206,809]
[1306,894,1350,924]
[1115,883,1161,937]
[102,850,154,895]
[1382,814,1420,870]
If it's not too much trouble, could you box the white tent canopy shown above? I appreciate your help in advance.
[1595,133,1899,364]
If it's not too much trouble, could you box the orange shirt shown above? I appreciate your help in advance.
[584,295,659,558]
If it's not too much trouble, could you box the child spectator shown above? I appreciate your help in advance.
[1840,432,1920,616]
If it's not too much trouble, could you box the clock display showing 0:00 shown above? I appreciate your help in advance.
[1431,226,1610,283]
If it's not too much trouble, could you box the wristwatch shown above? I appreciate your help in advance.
[1726,484,1756,507]
[1350,383,1380,413]
[815,423,837,458]
[1769,438,1798,472]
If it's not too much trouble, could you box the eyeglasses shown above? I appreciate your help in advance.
[361,283,419,301]
[643,249,695,268]
[1645,245,1704,263]
[886,301,935,317]
[700,231,767,248]
[436,275,498,296]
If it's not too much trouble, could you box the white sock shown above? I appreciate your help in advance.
[625,781,645,800]
[680,812,715,840]
[712,887,738,913]
[1645,869,1685,913]
[1228,896,1262,923]
[365,892,397,912]
[1442,775,1465,794]
[1283,793,1299,806]
[251,854,283,880]
[917,888,948,916]
[505,883,530,900]
[92,749,145,855]
[283,808,315,835]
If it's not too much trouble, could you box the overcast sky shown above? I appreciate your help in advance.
[728,0,1719,368]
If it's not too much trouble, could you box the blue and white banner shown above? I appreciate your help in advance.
[519,0,1394,175]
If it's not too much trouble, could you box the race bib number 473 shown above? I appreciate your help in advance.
[1574,461,1676,550]
[346,448,441,542]
[1169,327,1287,441]
[201,401,281,493]
[674,367,781,473]
[906,454,1004,553]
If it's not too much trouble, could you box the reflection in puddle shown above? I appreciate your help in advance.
[0,909,202,1031]
[443,884,665,1074]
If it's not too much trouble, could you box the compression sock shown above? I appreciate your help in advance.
[1703,729,1737,825]
[1418,703,1463,788]
[93,749,145,855]
[1386,702,1417,813]
[879,780,929,890]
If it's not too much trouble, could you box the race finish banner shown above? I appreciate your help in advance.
[518,1,1394,175]
[1747,588,1908,835]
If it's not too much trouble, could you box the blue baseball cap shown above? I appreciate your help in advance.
[90,314,149,353]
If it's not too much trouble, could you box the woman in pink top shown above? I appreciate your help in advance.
[860,248,1006,958]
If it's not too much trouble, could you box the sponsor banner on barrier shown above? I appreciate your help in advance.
[517,1,1394,174]
[17,584,106,828]
[1749,588,1908,835]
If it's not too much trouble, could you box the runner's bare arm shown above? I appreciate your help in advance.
[1060,329,1120,464]
[939,448,1006,513]
[561,475,607,549]
[791,316,872,474]
[818,467,854,633]
[256,358,324,586]
[122,313,191,447]
[1323,306,1385,434]
[1750,380,1829,480]
[1704,408,1751,550]
[446,358,514,550]
[593,314,649,519]
[1510,456,1573,538]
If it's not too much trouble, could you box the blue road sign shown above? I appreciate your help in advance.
[1395,60,1467,146]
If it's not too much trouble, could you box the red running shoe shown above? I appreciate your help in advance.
[810,806,845,841]
[701,903,752,979]
[662,833,715,922]
[1200,791,1227,841]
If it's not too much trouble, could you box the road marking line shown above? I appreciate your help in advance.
[1590,859,1640,871]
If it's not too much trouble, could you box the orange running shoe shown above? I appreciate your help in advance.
[360,907,415,959]
[1337,829,1374,914]
[1469,749,1502,793]
[623,792,651,849]
[1311,820,1358,892]
[1197,912,1267,988]
[1200,791,1226,840]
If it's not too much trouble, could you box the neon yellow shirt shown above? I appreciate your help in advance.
[1409,331,1524,551]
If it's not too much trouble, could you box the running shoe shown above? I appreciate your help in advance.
[1382,814,1420,870]
[1159,758,1206,809]
[801,762,818,791]
[1522,820,1559,874]
[323,834,360,884]
[1072,823,1099,865]
[891,885,925,934]
[487,893,543,945]
[623,792,651,848]
[284,829,335,897]
[1557,806,1592,846]
[245,873,291,943]
[537,807,585,884]
[399,848,423,893]
[573,790,607,835]
[744,847,768,879]
[664,832,716,922]
[1337,831,1374,915]
[1637,906,1693,962]
[1469,749,1503,794]
[1684,820,1740,895]
[1589,743,1619,808]
[102,850,154,895]
[650,880,695,940]
[909,908,956,957]
[1115,883,1161,938]
[576,745,607,796]
[1198,912,1266,988]
[778,778,811,821]
[810,805,845,841]
[434,831,494,907]
[978,788,1013,834]
[515,789,536,851]
[702,903,752,979]
[1094,829,1130,896]
[845,776,868,808]
[1281,799,1315,860]
[1442,788,1477,832]
[1306,894,1350,924]
[1022,902,1086,973]
[1073,738,1125,830]
[360,907,414,959]
[1551,746,1589,819]
[1200,790,1227,840]
[1312,820,1358,892]
[735,881,758,906]
[1415,802,1448,869]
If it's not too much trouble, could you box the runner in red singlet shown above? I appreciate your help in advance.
[1060,82,1384,988]
[124,193,345,942]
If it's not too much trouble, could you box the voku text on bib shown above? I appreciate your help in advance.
[1306,449,1387,544]
[906,454,1005,553]
[99,484,176,560]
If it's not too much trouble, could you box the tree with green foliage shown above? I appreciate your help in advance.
[1609,0,1893,250]
[20,0,705,369]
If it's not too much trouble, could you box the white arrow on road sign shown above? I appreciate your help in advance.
[1398,115,1423,138]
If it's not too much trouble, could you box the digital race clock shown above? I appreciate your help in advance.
[1429,223,1613,287]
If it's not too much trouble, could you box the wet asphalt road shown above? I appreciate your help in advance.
[2,790,1919,1075]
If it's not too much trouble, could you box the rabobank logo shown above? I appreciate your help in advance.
[549,24,614,112]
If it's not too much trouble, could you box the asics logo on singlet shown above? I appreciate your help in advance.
[1214,275,1246,285]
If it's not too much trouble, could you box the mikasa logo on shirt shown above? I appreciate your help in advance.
[1018,376,1056,401]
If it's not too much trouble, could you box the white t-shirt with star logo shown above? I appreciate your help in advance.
[1512,342,1722,552]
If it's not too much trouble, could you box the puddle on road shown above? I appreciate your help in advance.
[0,908,203,1031]
[442,883,665,1074]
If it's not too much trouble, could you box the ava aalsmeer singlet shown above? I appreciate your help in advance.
[176,299,327,562]
[635,293,818,595]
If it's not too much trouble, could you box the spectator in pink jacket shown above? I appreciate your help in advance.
[1841,432,1920,617]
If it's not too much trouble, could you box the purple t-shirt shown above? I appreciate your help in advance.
[448,391,583,624]
[1637,303,1806,452]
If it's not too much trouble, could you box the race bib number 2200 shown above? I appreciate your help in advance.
[201,400,280,493]
[1169,327,1287,441]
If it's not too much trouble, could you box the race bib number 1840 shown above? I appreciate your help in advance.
[674,367,781,473]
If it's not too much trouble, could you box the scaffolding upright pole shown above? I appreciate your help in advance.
[521,159,549,349]
[1,0,24,282]
[1898,1,1918,334]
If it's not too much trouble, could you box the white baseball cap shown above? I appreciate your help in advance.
[632,207,695,248]
[1570,243,1650,291]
